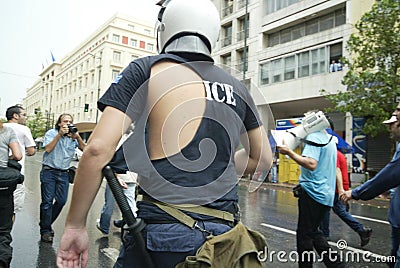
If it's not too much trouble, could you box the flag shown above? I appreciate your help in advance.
[50,51,56,62]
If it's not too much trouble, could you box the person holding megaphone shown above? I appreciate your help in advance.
[277,111,346,268]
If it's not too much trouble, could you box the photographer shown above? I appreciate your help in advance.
[39,114,85,243]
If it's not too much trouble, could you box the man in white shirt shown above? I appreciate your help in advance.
[4,105,36,222]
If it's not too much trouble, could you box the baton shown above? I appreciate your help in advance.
[102,166,154,268]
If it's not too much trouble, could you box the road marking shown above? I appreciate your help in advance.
[260,223,387,259]
[261,223,296,235]
[352,215,389,225]
[100,247,119,262]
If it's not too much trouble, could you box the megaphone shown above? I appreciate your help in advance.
[282,111,331,150]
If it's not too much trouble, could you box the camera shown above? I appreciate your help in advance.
[292,184,303,198]
[67,124,78,134]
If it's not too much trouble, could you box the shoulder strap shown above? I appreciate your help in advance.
[141,195,235,227]
[287,131,333,147]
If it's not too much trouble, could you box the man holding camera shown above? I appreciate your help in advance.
[39,114,85,243]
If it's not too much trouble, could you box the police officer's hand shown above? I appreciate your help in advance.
[57,227,89,268]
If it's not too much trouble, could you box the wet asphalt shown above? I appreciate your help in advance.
[10,152,392,267]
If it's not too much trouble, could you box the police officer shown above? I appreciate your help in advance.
[57,0,273,267]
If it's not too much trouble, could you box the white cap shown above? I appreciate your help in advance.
[383,115,397,124]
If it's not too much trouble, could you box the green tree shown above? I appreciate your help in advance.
[27,108,47,139]
[321,0,400,136]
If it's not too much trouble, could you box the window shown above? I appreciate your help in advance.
[335,8,346,26]
[268,32,280,47]
[237,49,248,72]
[221,54,232,69]
[284,56,295,80]
[113,51,121,63]
[266,0,299,14]
[112,34,120,43]
[130,39,137,47]
[222,0,233,17]
[311,47,326,75]
[319,13,334,32]
[112,70,120,81]
[305,19,318,35]
[220,54,231,72]
[140,41,145,49]
[144,29,151,35]
[291,25,305,40]
[298,51,310,78]
[266,8,346,48]
[329,43,343,72]
[260,62,270,85]
[122,36,128,45]
[222,24,232,47]
[271,59,282,83]
[128,24,135,31]
[237,16,249,41]
[147,43,154,51]
[132,55,139,61]
[280,28,291,43]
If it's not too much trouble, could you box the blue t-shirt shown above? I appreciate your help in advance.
[42,129,78,170]
[299,131,336,207]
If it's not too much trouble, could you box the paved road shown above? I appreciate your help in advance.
[10,152,393,267]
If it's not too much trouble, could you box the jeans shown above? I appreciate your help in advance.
[39,168,69,235]
[297,188,345,268]
[271,166,277,183]
[99,183,137,233]
[114,222,231,268]
[391,226,400,268]
[320,193,363,237]
[0,186,16,268]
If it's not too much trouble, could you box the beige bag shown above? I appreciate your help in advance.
[175,222,267,268]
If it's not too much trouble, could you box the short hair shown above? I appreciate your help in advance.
[55,113,73,130]
[6,105,23,121]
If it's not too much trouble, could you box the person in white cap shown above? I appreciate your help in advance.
[341,110,400,268]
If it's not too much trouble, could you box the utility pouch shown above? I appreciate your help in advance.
[292,184,303,198]
[175,222,267,268]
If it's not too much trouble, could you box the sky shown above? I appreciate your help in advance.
[0,0,160,116]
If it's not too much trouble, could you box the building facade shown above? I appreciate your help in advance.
[23,13,156,132]
[211,0,379,181]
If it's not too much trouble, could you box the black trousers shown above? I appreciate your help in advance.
[0,186,15,268]
[297,187,346,268]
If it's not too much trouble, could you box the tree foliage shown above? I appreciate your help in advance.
[27,108,47,139]
[321,0,400,136]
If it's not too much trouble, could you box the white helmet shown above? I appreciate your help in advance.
[156,0,221,54]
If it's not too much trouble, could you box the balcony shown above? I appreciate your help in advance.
[221,36,232,47]
[222,5,233,17]
[236,30,249,41]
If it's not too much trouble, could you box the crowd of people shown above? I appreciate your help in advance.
[1,1,399,268]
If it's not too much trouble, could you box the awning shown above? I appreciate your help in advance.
[74,122,96,133]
